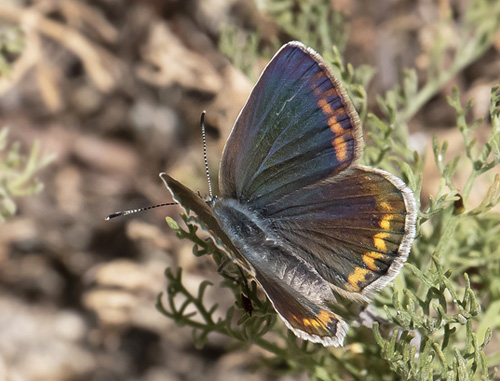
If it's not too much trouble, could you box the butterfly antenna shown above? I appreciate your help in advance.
[105,202,177,220]
[201,110,213,198]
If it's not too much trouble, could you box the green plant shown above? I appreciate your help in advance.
[220,0,348,81]
[0,128,54,222]
[263,0,347,56]
[0,27,53,222]
[159,0,500,379]
[0,26,24,77]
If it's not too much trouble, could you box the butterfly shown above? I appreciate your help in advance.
[161,41,417,347]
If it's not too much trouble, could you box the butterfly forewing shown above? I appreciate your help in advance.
[219,42,362,209]
[160,173,253,274]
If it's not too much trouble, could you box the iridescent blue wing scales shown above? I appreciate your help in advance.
[219,42,362,209]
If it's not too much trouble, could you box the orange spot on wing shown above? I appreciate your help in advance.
[318,98,334,115]
[332,135,347,161]
[318,310,335,323]
[380,202,393,211]
[366,251,386,259]
[347,267,371,292]
[324,87,338,97]
[315,71,326,80]
[328,116,344,136]
[333,108,346,116]
[316,96,349,163]
[363,251,385,271]
[373,232,389,251]
[379,214,395,230]
[302,310,336,330]
[302,317,321,329]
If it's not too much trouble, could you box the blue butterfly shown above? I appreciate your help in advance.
[161,41,417,347]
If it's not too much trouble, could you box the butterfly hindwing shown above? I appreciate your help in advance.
[254,265,348,347]
[219,42,362,209]
[262,166,417,300]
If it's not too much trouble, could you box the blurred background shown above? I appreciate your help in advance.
[0,0,499,380]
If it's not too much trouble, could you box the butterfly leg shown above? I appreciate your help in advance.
[216,258,232,274]
[215,258,254,315]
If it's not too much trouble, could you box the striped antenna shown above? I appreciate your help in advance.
[107,110,212,221]
[201,110,213,198]
[105,202,177,220]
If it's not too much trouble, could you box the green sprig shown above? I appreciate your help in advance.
[0,128,55,222]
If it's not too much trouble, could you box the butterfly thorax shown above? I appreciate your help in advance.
[212,198,272,253]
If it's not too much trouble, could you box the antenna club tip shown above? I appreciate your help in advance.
[105,211,123,220]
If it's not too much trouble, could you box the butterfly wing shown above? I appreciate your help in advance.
[219,41,362,209]
[254,263,348,347]
[262,166,417,300]
[160,173,254,274]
